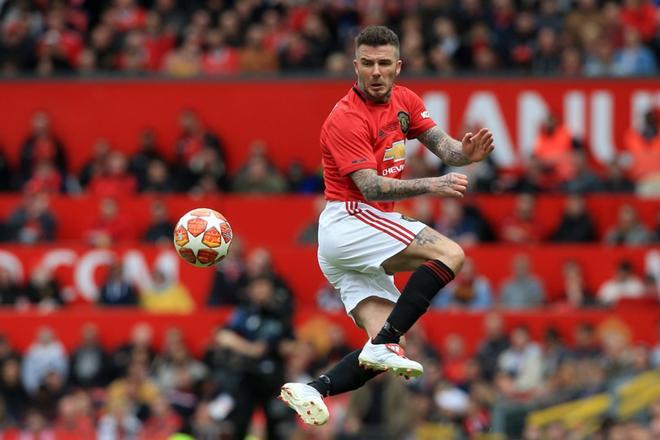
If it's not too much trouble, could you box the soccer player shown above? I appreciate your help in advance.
[279,25,494,425]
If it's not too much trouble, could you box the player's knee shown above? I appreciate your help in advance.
[428,240,464,274]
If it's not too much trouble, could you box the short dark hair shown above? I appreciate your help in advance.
[355,26,399,56]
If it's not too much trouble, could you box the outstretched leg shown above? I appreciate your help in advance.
[280,297,395,424]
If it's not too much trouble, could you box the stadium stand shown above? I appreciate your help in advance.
[0,1,659,439]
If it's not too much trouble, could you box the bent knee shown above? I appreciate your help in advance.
[427,240,465,274]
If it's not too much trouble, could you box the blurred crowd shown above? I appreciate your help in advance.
[1,105,660,199]
[0,309,658,439]
[0,0,659,77]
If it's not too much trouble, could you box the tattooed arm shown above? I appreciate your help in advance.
[417,126,495,166]
[350,168,468,201]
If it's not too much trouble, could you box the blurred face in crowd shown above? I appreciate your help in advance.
[513,254,531,278]
[484,312,504,338]
[565,194,586,217]
[31,112,50,136]
[511,327,530,350]
[248,277,274,306]
[354,43,401,103]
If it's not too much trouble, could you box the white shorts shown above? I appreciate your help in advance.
[317,201,428,316]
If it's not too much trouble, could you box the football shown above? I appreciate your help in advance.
[173,208,233,267]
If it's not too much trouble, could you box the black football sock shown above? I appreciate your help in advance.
[308,349,382,397]
[373,259,455,345]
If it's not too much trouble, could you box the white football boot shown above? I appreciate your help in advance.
[279,383,329,426]
[358,339,424,379]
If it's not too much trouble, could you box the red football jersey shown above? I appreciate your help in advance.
[321,84,436,212]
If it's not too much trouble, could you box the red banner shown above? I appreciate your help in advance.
[0,244,215,305]
[0,79,658,172]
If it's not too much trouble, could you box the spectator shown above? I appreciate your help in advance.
[142,159,174,193]
[21,327,68,395]
[79,138,111,189]
[97,262,138,307]
[24,267,63,310]
[232,143,287,194]
[560,260,596,308]
[17,409,55,439]
[140,269,194,314]
[509,156,555,193]
[442,333,470,386]
[285,160,323,194]
[623,108,660,183]
[297,195,326,245]
[129,129,167,190]
[432,257,493,309]
[0,267,22,307]
[605,204,653,245]
[111,323,156,377]
[24,159,62,194]
[237,247,294,319]
[532,27,561,74]
[584,37,618,76]
[612,27,657,76]
[550,193,597,242]
[97,398,142,440]
[53,393,95,439]
[174,109,228,192]
[571,322,602,360]
[602,157,636,192]
[497,325,544,395]
[31,370,67,420]
[19,112,67,187]
[345,373,414,439]
[531,113,575,184]
[202,28,240,75]
[500,254,546,309]
[499,193,542,243]
[239,24,279,73]
[597,260,645,305]
[560,150,604,192]
[207,236,246,306]
[86,198,132,247]
[70,324,109,388]
[163,32,202,77]
[142,199,174,244]
[5,191,56,244]
[105,361,160,415]
[88,151,138,198]
[476,312,510,382]
[0,358,29,424]
[141,396,182,438]
[217,276,295,440]
[152,335,206,392]
[541,327,570,377]
[435,198,481,246]
[0,334,18,368]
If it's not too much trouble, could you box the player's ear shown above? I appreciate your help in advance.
[353,58,359,75]
[395,59,402,76]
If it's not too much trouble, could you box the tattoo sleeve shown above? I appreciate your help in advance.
[417,126,471,166]
[350,169,430,201]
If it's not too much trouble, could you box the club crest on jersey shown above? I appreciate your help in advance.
[397,111,410,135]
[383,140,406,163]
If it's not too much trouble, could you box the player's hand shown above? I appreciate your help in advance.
[461,128,495,163]
[429,173,468,198]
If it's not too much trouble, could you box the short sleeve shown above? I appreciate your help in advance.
[322,112,377,176]
[404,89,436,139]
